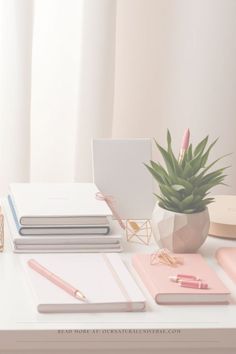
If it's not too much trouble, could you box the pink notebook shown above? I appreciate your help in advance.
[216,247,236,283]
[132,253,230,304]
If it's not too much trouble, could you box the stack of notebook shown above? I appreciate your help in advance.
[4,183,122,253]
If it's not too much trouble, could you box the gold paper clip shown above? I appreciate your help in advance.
[150,248,183,267]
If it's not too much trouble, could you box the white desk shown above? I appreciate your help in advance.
[1,219,236,354]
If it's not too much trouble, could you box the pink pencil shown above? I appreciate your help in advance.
[28,259,87,302]
[178,128,190,162]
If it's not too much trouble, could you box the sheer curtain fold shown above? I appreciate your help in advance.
[30,0,116,183]
[0,0,116,194]
[74,0,117,182]
[30,0,83,183]
[0,0,33,195]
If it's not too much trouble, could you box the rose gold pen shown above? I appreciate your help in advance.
[28,259,87,302]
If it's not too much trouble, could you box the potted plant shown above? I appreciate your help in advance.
[145,130,228,253]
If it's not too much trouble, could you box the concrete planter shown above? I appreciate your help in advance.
[151,203,210,253]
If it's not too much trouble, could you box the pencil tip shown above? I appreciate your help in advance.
[75,291,88,302]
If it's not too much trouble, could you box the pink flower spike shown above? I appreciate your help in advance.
[181,128,190,150]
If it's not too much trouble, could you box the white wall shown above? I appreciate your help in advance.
[113,0,236,193]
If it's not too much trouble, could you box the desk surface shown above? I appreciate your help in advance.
[1,218,236,352]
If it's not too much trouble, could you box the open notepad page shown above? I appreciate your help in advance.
[20,253,146,313]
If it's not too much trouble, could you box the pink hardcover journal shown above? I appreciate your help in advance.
[216,247,236,283]
[132,253,230,304]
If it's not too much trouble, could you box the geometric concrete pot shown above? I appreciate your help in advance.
[151,203,210,253]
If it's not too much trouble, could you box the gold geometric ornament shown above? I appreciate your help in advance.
[126,219,152,245]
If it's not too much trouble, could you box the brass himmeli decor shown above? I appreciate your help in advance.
[126,220,152,245]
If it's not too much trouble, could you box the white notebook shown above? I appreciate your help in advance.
[3,199,122,253]
[21,254,146,313]
[10,183,112,225]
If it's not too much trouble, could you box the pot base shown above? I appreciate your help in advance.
[151,204,210,253]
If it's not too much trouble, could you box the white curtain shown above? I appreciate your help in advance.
[1,0,236,196]
[0,0,32,194]
[0,0,116,195]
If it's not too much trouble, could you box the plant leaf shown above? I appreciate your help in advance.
[154,139,175,176]
[166,131,183,177]
[181,194,194,209]
[167,129,172,151]
[194,135,209,156]
[145,132,229,214]
[144,164,165,184]
[183,162,193,178]
[175,177,193,193]
[159,184,180,199]
[172,184,185,192]
[186,144,193,161]
[149,160,171,184]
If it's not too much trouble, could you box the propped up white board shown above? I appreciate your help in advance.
[92,139,155,220]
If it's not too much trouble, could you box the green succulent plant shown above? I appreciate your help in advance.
[145,130,229,214]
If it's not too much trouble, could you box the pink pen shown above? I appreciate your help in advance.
[179,280,208,289]
[169,275,201,283]
[28,259,87,301]
[178,128,190,162]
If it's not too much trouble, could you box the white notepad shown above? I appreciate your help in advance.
[10,183,112,225]
[21,254,146,313]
